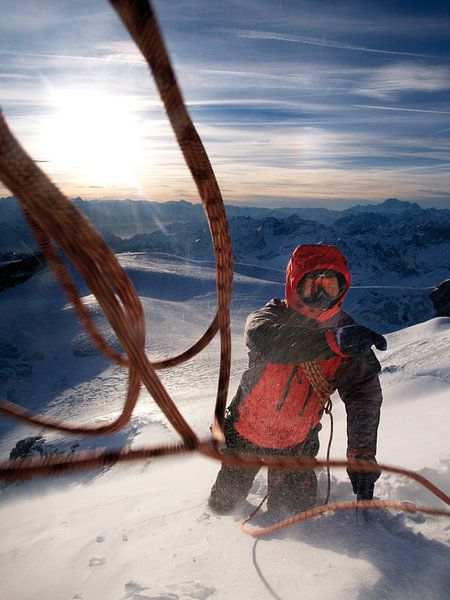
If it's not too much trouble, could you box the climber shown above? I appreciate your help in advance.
[208,244,387,515]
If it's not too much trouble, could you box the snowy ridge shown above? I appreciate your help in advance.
[380,317,450,385]
[2,195,447,333]
[0,251,449,599]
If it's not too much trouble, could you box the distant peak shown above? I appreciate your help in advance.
[380,198,420,211]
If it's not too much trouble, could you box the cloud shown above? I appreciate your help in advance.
[230,29,442,59]
[0,72,35,80]
[0,1,112,34]
[355,63,450,100]
[2,0,450,207]
[353,104,450,116]
[0,49,144,66]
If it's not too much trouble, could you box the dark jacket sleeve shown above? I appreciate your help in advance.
[335,351,383,456]
[245,300,340,363]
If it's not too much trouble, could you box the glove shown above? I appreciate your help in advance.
[336,325,387,356]
[347,454,381,500]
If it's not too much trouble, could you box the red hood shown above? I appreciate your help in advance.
[285,244,351,323]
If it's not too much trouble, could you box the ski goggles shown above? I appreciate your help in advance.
[297,270,346,302]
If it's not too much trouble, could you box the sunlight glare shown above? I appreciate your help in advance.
[48,89,151,189]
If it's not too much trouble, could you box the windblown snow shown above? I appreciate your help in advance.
[0,252,449,600]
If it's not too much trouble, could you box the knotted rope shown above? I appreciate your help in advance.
[0,0,448,537]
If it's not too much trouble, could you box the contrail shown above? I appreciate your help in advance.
[0,49,143,65]
[233,30,443,60]
[353,104,450,115]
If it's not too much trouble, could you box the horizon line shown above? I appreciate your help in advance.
[2,194,448,212]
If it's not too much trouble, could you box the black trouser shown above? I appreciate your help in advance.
[208,418,320,514]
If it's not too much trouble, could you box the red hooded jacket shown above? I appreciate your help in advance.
[230,244,382,453]
[285,244,351,323]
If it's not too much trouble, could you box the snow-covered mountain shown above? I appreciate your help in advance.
[3,195,447,333]
[2,197,449,283]
[87,199,449,291]
[0,251,448,600]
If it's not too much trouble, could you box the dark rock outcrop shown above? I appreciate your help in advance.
[9,436,80,460]
[429,279,450,317]
[0,252,46,293]
[9,436,50,460]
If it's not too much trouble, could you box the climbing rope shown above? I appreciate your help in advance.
[240,498,450,538]
[0,0,232,445]
[302,362,335,504]
[323,398,334,505]
[0,0,448,537]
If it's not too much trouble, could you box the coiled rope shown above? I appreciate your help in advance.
[0,0,448,537]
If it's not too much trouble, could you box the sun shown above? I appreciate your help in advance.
[46,88,151,191]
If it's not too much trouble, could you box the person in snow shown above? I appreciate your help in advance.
[208,243,387,515]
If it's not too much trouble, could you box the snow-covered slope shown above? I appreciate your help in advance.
[0,254,449,600]
[0,253,278,457]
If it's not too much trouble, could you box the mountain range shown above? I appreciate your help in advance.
[1,195,449,332]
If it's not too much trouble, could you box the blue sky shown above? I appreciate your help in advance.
[1,0,450,208]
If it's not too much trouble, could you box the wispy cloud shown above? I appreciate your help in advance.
[231,29,443,59]
[0,1,112,33]
[355,63,450,100]
[353,104,450,116]
[0,49,144,65]
[0,72,35,80]
[1,0,450,207]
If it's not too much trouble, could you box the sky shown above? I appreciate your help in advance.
[1,0,450,209]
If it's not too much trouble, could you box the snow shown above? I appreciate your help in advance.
[0,254,449,600]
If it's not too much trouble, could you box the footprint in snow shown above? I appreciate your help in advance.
[88,556,106,567]
[122,580,178,600]
[168,580,216,600]
[121,580,216,600]
[196,512,211,523]
[132,594,178,600]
